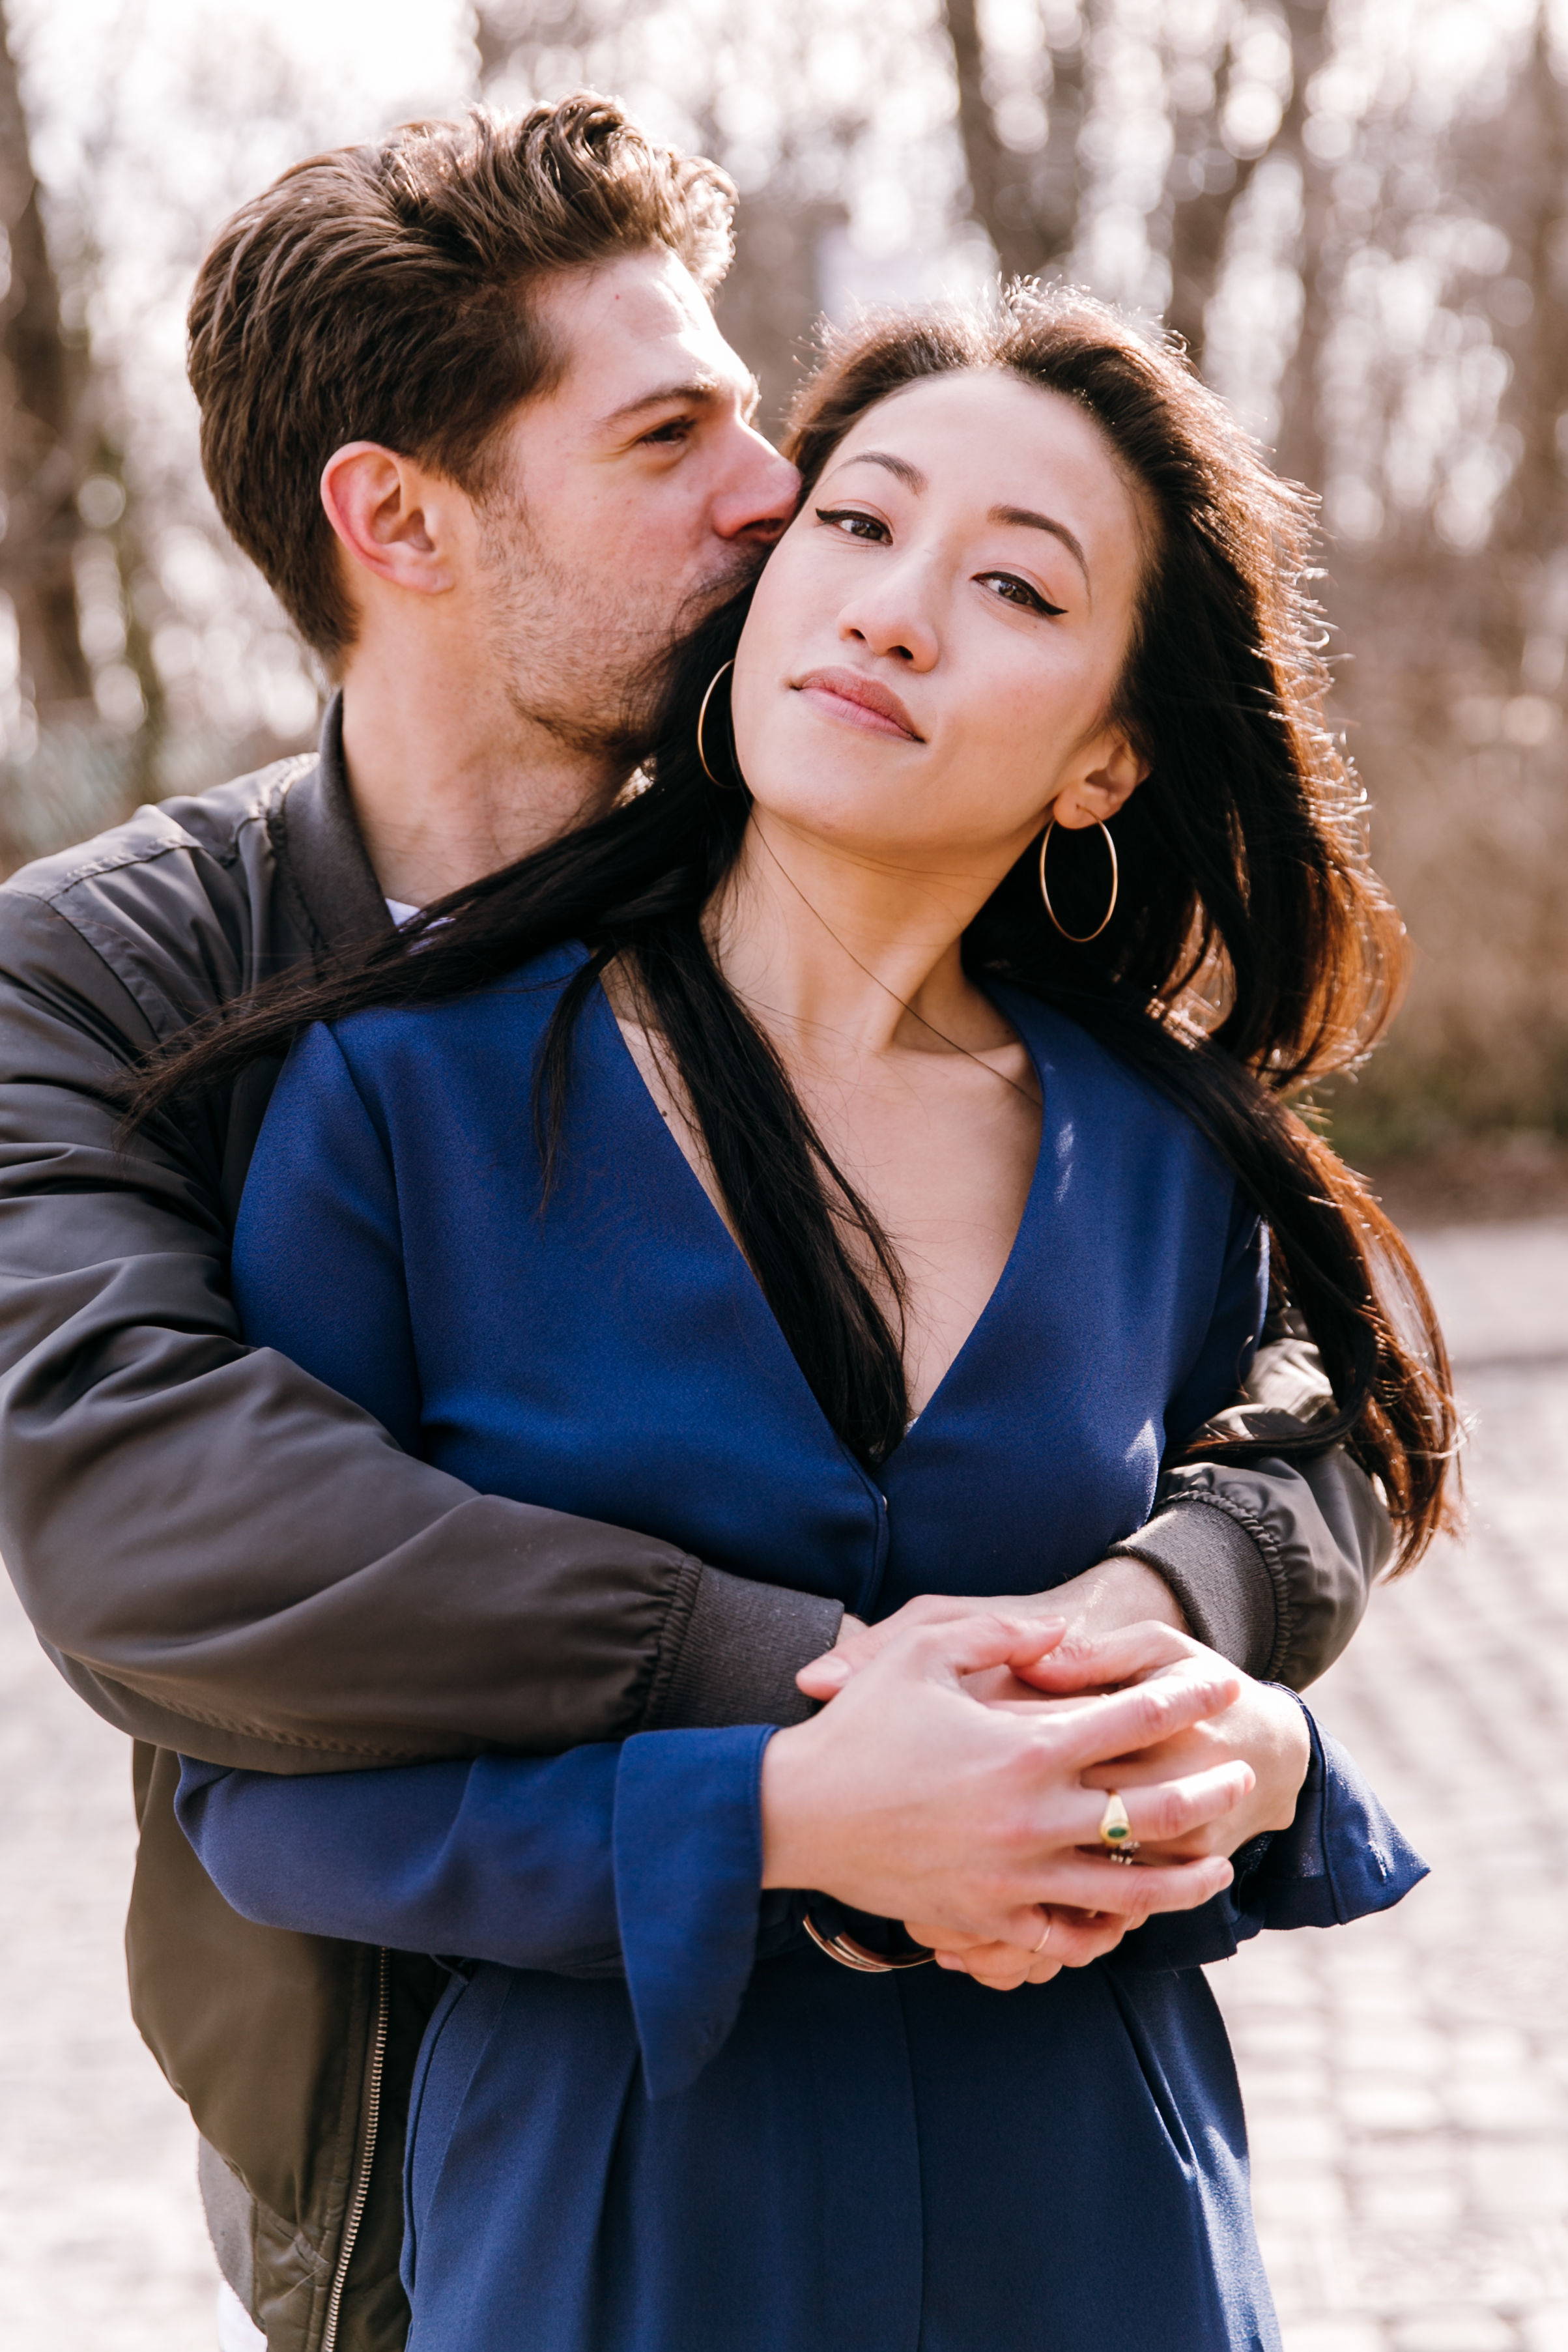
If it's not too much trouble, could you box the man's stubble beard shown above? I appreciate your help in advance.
[477,497,767,766]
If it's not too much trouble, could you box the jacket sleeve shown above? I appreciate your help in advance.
[176,1728,775,2100]
[1104,1325,1393,1691]
[0,889,840,1771]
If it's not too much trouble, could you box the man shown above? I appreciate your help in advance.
[0,100,1384,2352]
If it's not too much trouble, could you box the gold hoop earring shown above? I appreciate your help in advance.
[1039,816,1118,944]
[696,660,737,788]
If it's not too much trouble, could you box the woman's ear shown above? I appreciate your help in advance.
[1051,734,1150,831]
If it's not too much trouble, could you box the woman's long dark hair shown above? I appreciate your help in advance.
[125,289,1457,1564]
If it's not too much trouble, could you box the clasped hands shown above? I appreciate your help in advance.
[759,1570,1311,1996]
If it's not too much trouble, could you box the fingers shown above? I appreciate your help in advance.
[1078,1758,1253,1848]
[891,1610,1070,1686]
[1030,1906,1130,1968]
[922,1904,1135,1987]
[1060,1764,1253,1865]
[797,1600,1070,1700]
[799,1603,1225,1706]
[1043,1664,1242,1772]
[940,1844,1233,1948]
[932,1945,1061,1990]
[795,1652,854,1699]
[924,1908,1061,1990]
[1018,1849,1234,1927]
[1012,1618,1210,1694]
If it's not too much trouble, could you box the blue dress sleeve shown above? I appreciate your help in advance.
[229,1020,423,1454]
[177,1727,773,2101]
[209,1016,781,2101]
[1164,1194,1270,1444]
[1111,1697,1429,1974]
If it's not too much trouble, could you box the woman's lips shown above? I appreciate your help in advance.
[793,667,923,741]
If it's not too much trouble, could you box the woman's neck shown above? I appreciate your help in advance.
[711,810,1017,1063]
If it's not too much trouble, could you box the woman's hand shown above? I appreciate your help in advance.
[762,1612,1254,1947]
[902,1900,1139,1990]
[1015,1621,1312,1858]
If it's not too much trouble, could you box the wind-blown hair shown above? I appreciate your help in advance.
[127,288,1457,1566]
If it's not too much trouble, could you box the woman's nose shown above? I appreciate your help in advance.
[838,564,940,669]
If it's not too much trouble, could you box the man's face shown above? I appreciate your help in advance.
[474,248,800,760]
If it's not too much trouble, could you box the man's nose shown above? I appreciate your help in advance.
[709,422,801,543]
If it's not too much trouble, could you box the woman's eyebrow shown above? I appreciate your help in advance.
[990,505,1090,594]
[833,450,927,492]
[830,456,1092,599]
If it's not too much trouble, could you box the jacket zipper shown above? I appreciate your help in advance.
[321,1947,390,2352]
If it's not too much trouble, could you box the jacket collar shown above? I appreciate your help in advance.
[273,691,392,956]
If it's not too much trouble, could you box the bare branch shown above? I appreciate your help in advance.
[0,0,91,712]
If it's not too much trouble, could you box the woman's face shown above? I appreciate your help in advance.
[729,368,1147,876]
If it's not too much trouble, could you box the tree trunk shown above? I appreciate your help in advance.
[1270,0,1335,495]
[941,0,1083,283]
[0,0,91,714]
[945,0,1036,283]
[1165,40,1264,375]
[1497,12,1568,584]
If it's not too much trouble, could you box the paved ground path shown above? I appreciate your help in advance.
[1,1223,1564,2349]
[1212,1345,1568,2352]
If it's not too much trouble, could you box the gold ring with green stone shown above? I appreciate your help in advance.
[1098,1790,1139,1861]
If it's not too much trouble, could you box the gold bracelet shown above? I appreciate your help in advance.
[802,1912,934,1972]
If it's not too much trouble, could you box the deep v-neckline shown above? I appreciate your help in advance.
[592,968,1052,1461]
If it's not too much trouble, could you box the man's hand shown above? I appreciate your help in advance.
[1016,1620,1311,1859]
[762,1613,1253,1947]
[796,1556,1184,1705]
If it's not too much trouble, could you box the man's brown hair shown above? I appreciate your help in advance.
[188,97,735,661]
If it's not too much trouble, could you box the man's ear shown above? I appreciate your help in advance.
[319,442,464,597]
[1050,732,1150,831]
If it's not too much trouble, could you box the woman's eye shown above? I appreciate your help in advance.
[814,506,890,543]
[978,571,1066,617]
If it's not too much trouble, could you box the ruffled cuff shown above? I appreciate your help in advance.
[614,1725,775,2099]
[1113,1699,1428,1974]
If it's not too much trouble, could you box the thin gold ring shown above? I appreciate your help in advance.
[1029,1914,1053,1957]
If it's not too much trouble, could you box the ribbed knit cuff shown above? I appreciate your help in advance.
[1104,1495,1280,1679]
[639,1564,844,1731]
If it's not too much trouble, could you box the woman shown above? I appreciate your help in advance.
[145,293,1447,2351]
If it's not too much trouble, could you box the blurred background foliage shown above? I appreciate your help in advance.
[1,0,1567,1174]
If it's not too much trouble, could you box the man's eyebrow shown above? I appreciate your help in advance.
[596,373,760,429]
[989,504,1091,594]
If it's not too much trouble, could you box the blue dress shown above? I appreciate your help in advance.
[178,947,1425,2352]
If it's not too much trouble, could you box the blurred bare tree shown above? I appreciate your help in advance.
[1314,5,1568,1145]
[0,4,362,863]
[471,0,961,430]
[0,0,173,851]
[0,0,90,724]
[928,0,1568,1145]
[476,0,835,425]
[5,0,1566,1151]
